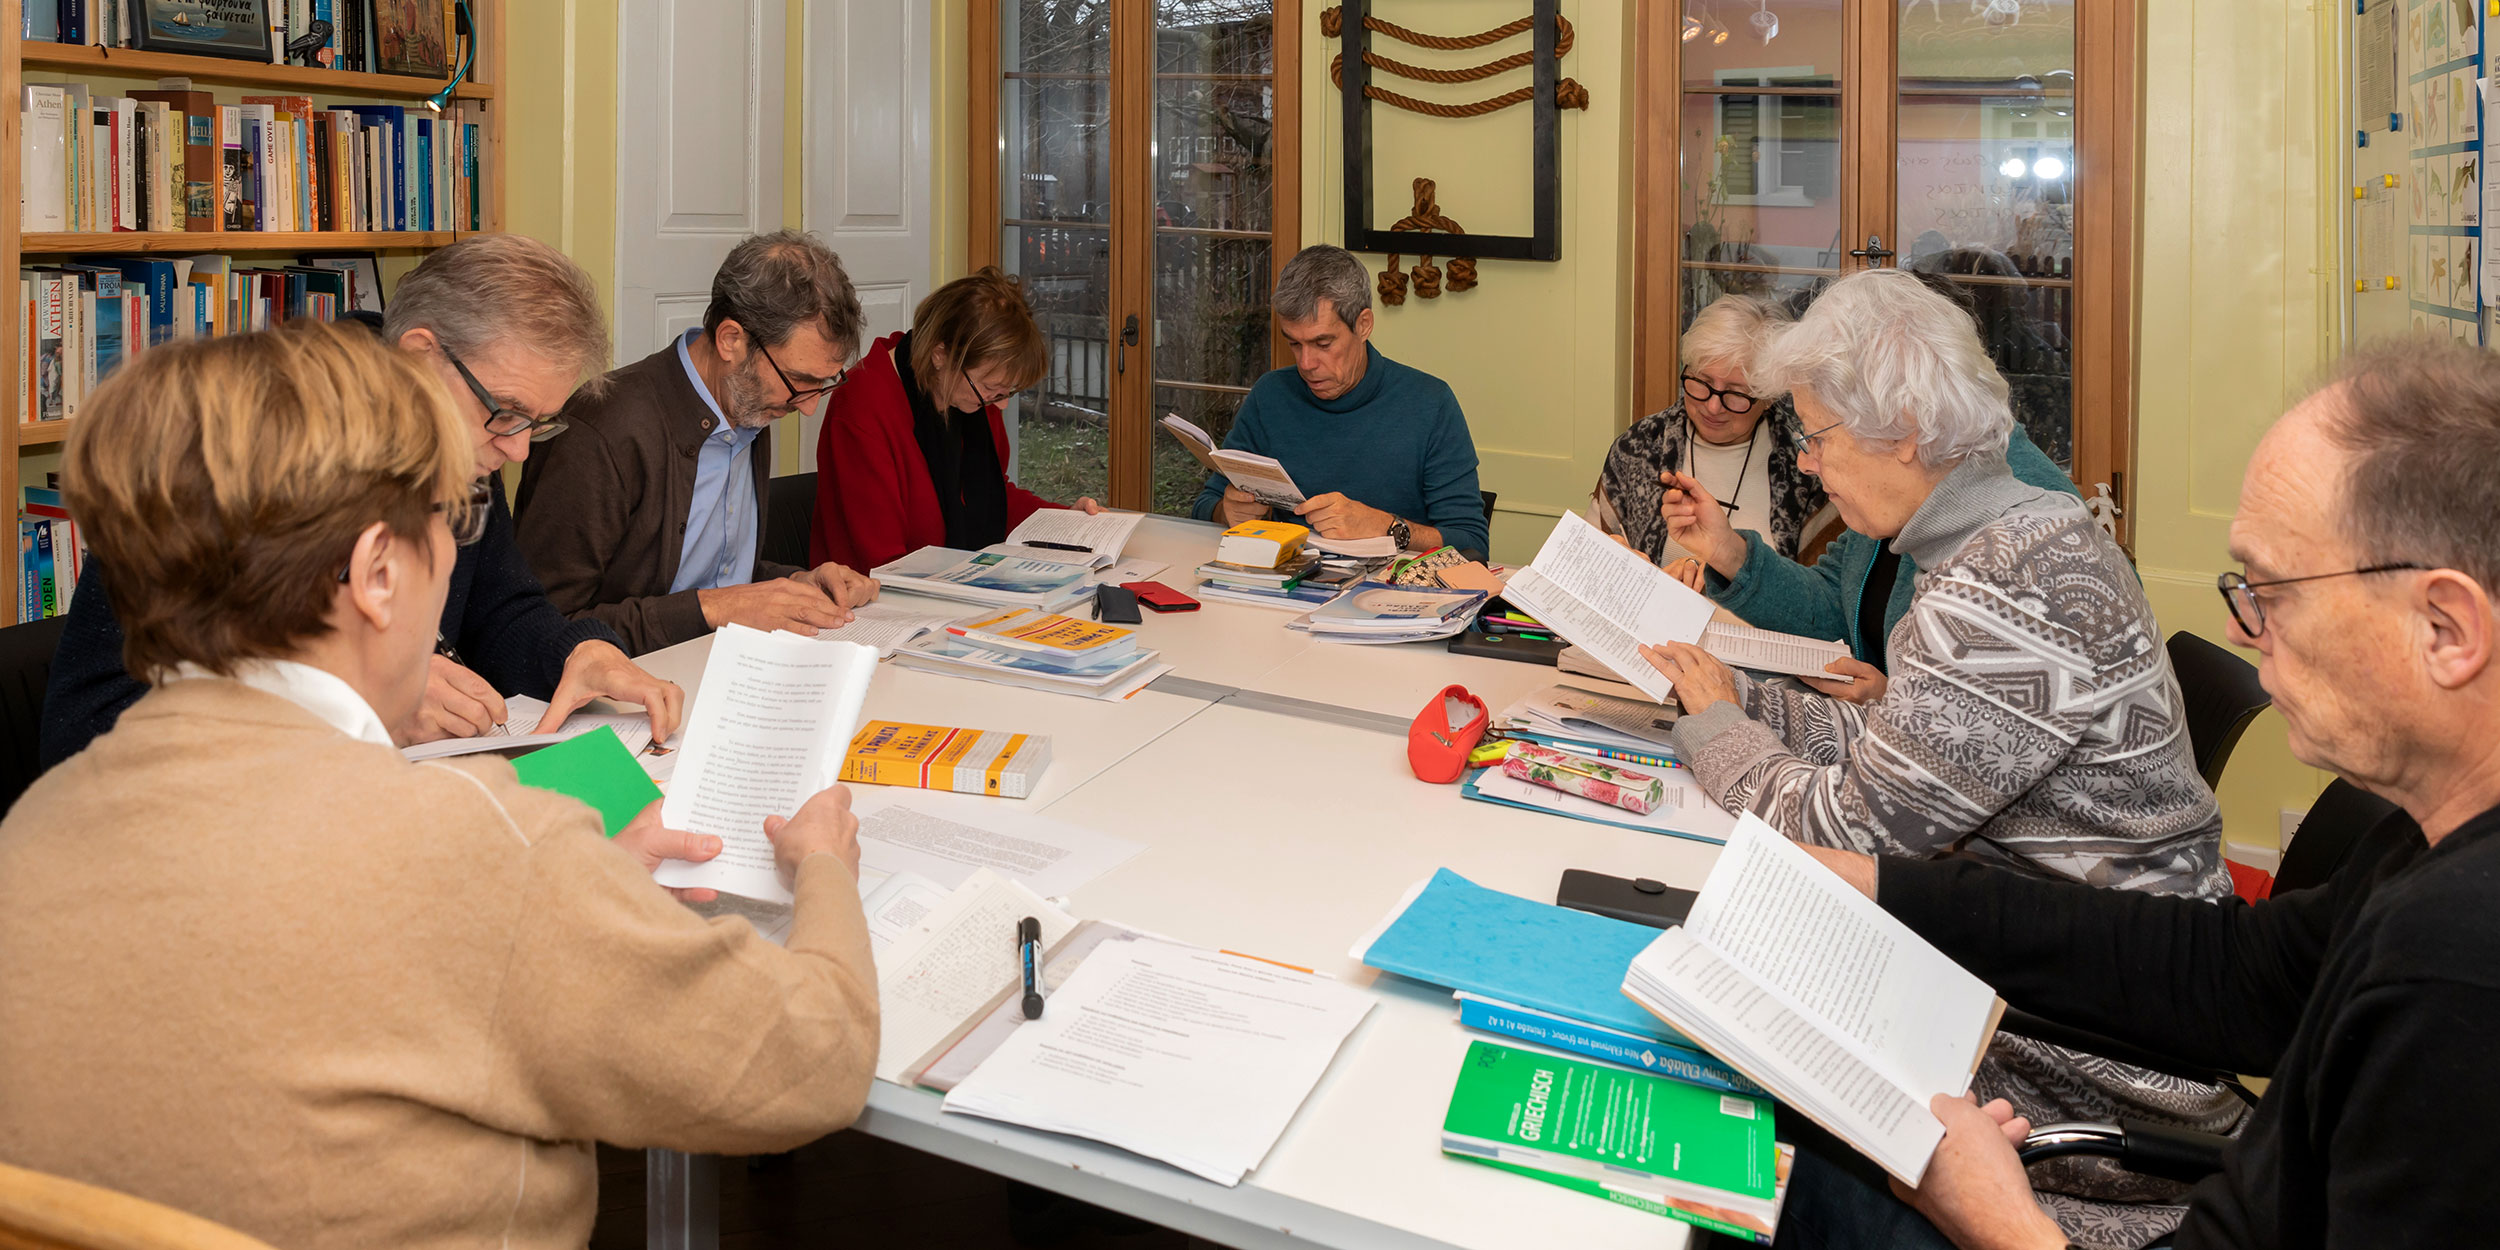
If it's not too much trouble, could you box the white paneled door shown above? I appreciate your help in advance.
[614,0,788,366]
[802,0,933,454]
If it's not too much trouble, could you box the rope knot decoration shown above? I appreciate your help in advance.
[1378,178,1476,304]
[1321,5,1592,118]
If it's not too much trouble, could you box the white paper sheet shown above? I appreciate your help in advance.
[940,939,1375,1186]
[2358,0,2398,127]
[813,602,971,657]
[849,788,1146,899]
[1498,511,1715,703]
[861,869,950,957]
[653,626,881,904]
[874,869,1077,1083]
[399,694,667,762]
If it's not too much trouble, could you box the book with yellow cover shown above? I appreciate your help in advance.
[946,607,1139,661]
[841,721,1055,799]
[1217,519,1309,569]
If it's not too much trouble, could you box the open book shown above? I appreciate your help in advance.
[1621,813,2004,1185]
[986,507,1146,570]
[1702,621,1854,683]
[1159,412,1305,509]
[650,625,881,904]
[1499,511,1715,703]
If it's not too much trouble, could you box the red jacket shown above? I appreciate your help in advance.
[811,333,1057,570]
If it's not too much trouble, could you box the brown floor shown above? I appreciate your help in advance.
[588,1133,1234,1250]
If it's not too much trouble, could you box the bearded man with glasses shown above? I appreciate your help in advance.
[42,234,685,764]
[514,230,882,655]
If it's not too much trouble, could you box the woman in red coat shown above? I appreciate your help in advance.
[811,268,1099,570]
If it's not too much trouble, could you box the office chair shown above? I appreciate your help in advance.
[0,1158,279,1250]
[0,614,69,816]
[1479,489,1498,524]
[2270,777,2397,896]
[760,471,819,571]
[2166,632,2271,789]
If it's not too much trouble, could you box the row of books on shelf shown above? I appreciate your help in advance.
[21,83,483,235]
[19,254,376,424]
[24,0,431,78]
[19,486,83,625]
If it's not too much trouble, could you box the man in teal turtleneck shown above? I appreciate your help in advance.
[1190,245,1488,554]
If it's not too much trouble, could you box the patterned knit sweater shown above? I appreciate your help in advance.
[1671,451,2228,900]
[1669,450,2237,1247]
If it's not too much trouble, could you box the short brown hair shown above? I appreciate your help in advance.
[62,324,474,680]
[908,267,1047,394]
[2325,338,2500,592]
[384,232,613,395]
[703,230,864,359]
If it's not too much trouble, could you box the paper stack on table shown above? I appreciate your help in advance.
[872,546,1098,612]
[891,630,1168,701]
[940,937,1374,1186]
[1286,582,1487,644]
[873,868,1078,1084]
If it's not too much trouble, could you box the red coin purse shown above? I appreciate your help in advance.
[1408,684,1489,784]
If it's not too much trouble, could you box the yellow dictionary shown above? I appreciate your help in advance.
[841,721,1055,799]
[1217,519,1310,569]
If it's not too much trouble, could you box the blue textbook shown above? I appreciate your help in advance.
[1355,867,1693,1044]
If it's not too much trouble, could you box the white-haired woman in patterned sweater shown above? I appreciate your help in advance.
[1640,267,2237,1250]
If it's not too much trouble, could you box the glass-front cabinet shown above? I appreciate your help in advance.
[1647,0,2132,522]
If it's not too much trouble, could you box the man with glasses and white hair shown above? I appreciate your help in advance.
[42,234,685,762]
[1759,335,2500,1250]
[1638,267,2235,1246]
[1191,244,1488,556]
[515,230,881,655]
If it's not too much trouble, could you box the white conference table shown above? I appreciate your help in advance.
[630,515,1726,1250]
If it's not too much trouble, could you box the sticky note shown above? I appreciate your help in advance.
[510,726,663,838]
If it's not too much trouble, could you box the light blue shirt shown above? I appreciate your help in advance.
[669,328,764,594]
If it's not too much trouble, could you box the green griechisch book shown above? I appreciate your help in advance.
[1440,1039,1780,1232]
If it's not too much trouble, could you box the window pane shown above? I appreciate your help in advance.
[1680,0,1844,89]
[1153,383,1244,518]
[1156,2,1273,74]
[1008,0,1110,74]
[1679,92,1842,271]
[1898,0,2074,91]
[1153,233,1271,389]
[1155,77,1276,232]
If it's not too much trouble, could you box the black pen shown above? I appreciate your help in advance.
[1018,916,1045,1019]
[1023,539,1093,554]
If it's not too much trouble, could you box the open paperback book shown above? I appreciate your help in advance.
[1158,412,1304,508]
[1620,813,2004,1186]
[984,507,1146,570]
[872,547,1098,611]
[650,625,881,905]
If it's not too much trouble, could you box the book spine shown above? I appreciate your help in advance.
[34,518,57,618]
[1456,998,1764,1096]
[18,521,35,625]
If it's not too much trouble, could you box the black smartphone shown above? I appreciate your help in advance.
[1555,869,1698,929]
[1093,584,1144,624]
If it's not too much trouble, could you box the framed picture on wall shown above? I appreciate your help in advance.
[372,0,451,77]
[130,0,274,63]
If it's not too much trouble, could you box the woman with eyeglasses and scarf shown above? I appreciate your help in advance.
[812,268,1101,573]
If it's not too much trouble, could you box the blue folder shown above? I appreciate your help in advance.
[1358,867,1689,1043]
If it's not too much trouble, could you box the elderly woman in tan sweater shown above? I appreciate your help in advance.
[0,324,879,1249]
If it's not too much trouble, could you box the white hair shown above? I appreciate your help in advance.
[1752,268,2012,467]
[1680,295,1789,377]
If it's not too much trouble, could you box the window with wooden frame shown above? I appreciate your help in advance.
[969,0,1302,516]
[1631,0,2139,541]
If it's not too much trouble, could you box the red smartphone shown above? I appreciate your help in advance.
[1121,580,1200,612]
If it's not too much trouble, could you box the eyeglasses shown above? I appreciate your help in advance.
[754,338,846,411]
[333,479,495,583]
[2216,564,2425,637]
[441,344,568,443]
[1795,417,1845,458]
[1681,372,1758,415]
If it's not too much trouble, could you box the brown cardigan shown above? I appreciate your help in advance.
[0,679,877,1250]
[514,342,805,655]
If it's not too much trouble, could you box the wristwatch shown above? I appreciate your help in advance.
[1387,516,1413,550]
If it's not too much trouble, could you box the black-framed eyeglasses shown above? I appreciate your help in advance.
[441,344,568,443]
[1794,417,1845,458]
[2216,564,2426,637]
[1681,372,1758,415]
[754,338,846,411]
[333,479,495,582]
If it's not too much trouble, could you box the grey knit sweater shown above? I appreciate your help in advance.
[1668,450,2238,1247]
[1671,451,2228,900]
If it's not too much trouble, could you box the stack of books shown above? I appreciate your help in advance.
[27,0,443,78]
[20,85,485,236]
[1192,550,1335,607]
[871,546,1098,613]
[17,485,83,624]
[1286,582,1486,644]
[892,625,1165,702]
[1498,684,1681,768]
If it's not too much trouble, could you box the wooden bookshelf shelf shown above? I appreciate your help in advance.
[23,230,459,253]
[17,423,70,447]
[17,40,495,99]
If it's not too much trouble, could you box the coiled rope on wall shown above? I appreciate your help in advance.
[1320,7,1593,116]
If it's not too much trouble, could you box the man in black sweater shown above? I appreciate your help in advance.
[1764,338,2500,1250]
[42,236,683,766]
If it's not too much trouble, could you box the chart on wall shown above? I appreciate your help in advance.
[2350,0,2487,345]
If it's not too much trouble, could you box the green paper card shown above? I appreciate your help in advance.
[510,726,661,838]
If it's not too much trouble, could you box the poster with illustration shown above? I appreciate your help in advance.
[2453,237,2477,311]
[2429,155,2450,224]
[2427,77,2449,144]
[2428,0,2450,57]
[2455,71,2480,141]
[2416,156,2433,220]
[2456,155,2481,225]
[2416,235,2434,294]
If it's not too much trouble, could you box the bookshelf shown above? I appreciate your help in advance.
[1,0,506,617]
